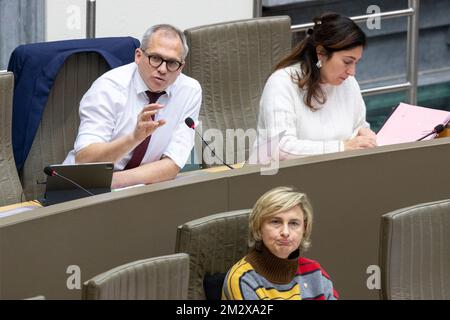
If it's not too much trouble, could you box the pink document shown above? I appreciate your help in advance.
[376,102,450,146]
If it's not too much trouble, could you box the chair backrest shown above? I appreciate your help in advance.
[183,16,292,167]
[0,71,23,206]
[175,209,251,300]
[379,199,450,299]
[20,52,109,200]
[82,253,190,300]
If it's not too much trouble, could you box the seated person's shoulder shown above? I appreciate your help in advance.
[224,257,261,294]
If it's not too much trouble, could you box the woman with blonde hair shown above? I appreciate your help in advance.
[222,186,338,300]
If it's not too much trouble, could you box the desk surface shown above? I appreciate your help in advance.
[1,138,449,299]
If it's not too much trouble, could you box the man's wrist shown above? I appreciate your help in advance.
[129,132,143,147]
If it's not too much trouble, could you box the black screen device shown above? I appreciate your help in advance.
[42,162,114,206]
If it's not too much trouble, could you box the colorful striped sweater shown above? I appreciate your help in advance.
[222,246,339,300]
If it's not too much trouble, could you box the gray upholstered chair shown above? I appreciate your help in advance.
[0,71,23,206]
[21,52,109,200]
[175,209,251,300]
[82,253,190,300]
[379,199,450,300]
[183,16,292,167]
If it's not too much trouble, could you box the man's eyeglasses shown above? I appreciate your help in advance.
[142,51,183,72]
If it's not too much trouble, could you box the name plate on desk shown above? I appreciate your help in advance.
[376,102,450,146]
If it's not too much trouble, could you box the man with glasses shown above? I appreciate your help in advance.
[64,24,201,188]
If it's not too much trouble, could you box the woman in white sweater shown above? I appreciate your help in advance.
[257,12,377,158]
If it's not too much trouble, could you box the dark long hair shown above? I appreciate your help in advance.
[275,12,366,109]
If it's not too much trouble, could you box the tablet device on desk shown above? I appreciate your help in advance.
[43,162,114,206]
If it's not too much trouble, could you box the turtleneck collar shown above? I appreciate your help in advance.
[246,242,300,285]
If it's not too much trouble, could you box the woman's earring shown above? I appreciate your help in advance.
[316,60,322,69]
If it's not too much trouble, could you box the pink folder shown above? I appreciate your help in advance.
[376,102,450,146]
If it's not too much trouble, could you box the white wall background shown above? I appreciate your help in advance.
[46,0,254,41]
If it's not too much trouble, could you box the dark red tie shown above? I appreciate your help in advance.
[124,90,166,170]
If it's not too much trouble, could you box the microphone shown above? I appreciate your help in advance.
[416,124,445,141]
[43,166,95,196]
[184,117,234,170]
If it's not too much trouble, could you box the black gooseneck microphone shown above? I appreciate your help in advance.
[44,166,95,196]
[185,117,234,170]
[416,124,445,141]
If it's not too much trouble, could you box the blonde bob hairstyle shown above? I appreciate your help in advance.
[249,186,313,252]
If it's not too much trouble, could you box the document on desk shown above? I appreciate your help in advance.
[376,102,450,146]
